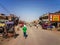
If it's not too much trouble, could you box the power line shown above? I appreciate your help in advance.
[0,3,10,14]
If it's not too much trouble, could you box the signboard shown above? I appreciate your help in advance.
[53,15,59,21]
[49,14,60,22]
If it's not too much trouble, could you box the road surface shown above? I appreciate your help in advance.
[1,25,60,45]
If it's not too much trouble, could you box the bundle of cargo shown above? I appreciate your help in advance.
[6,21,16,37]
[0,20,7,38]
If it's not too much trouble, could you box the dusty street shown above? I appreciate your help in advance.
[1,25,60,45]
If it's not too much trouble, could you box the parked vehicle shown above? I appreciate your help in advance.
[6,21,16,37]
[19,21,24,27]
[0,20,7,38]
[42,22,48,29]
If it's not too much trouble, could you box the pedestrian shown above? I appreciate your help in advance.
[22,25,28,39]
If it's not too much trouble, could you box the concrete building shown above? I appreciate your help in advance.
[39,13,49,22]
[39,11,60,31]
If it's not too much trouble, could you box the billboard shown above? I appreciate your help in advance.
[49,14,60,22]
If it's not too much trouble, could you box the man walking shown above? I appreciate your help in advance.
[22,25,28,39]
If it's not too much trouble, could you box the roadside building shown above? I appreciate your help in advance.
[0,13,6,20]
[39,14,49,22]
[49,12,60,31]
[39,11,60,31]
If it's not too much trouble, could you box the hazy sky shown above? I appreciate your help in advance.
[0,0,60,22]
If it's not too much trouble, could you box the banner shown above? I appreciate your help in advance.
[49,14,60,22]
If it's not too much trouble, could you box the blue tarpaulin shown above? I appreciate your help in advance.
[6,21,14,24]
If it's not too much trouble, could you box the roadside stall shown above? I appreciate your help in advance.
[49,13,60,31]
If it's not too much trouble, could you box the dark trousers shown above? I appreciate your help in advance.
[23,32,26,37]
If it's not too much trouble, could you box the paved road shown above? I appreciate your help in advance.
[1,26,60,45]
